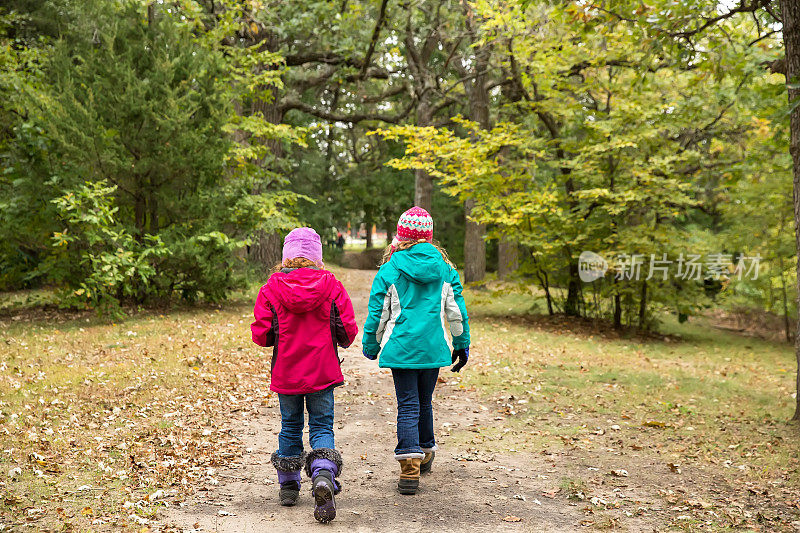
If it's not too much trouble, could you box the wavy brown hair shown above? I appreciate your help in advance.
[380,239,456,269]
[270,257,322,274]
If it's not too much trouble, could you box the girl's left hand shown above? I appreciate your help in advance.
[451,347,469,372]
[362,348,378,360]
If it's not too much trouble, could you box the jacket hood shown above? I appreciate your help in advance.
[391,243,446,284]
[266,268,335,313]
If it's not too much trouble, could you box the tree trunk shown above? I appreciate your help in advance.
[248,32,285,269]
[781,267,791,343]
[462,42,490,284]
[413,100,434,211]
[564,258,581,316]
[148,186,158,234]
[781,0,800,420]
[364,211,374,249]
[538,272,554,315]
[134,191,145,240]
[464,198,486,284]
[638,280,648,330]
[613,291,622,329]
[249,231,282,270]
[498,239,519,279]
[414,169,433,211]
[385,219,394,246]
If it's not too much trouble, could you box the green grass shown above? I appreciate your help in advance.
[463,289,799,487]
[0,290,268,531]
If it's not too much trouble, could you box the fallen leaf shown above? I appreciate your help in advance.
[610,469,629,477]
[668,462,682,474]
[502,515,522,522]
[687,499,712,509]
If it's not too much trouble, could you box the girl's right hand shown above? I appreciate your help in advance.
[362,348,378,360]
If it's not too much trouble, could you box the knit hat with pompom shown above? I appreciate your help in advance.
[393,206,433,247]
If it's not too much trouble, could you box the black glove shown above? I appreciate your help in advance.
[451,347,469,372]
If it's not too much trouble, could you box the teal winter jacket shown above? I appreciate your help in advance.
[362,243,470,368]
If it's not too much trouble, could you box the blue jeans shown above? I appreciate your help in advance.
[277,387,335,458]
[391,368,439,457]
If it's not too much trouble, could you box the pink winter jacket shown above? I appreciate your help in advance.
[251,268,358,395]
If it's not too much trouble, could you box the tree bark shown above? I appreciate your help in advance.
[134,191,145,239]
[533,257,554,315]
[780,0,800,420]
[414,169,433,211]
[148,190,158,234]
[464,198,486,284]
[364,210,374,249]
[248,96,285,267]
[564,255,581,316]
[248,32,286,269]
[462,37,490,284]
[613,291,622,329]
[385,219,393,246]
[498,239,519,280]
[638,280,648,330]
[249,232,282,270]
[413,102,434,210]
[781,266,791,343]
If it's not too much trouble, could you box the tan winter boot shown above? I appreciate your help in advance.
[420,451,435,475]
[398,458,421,495]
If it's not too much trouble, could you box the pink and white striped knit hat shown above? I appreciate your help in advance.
[393,206,434,248]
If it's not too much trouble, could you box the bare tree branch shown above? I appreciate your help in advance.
[359,0,390,79]
[281,97,415,124]
[284,52,364,67]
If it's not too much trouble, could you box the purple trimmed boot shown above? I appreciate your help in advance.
[271,452,305,506]
[305,448,343,523]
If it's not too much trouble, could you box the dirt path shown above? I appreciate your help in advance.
[162,269,655,532]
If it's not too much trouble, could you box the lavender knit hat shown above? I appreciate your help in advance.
[282,227,323,265]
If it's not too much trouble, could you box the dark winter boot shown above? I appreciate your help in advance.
[279,480,300,506]
[271,452,305,507]
[305,448,343,523]
[398,458,421,495]
[420,451,435,475]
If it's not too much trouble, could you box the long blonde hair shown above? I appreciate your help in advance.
[271,257,322,274]
[381,239,456,269]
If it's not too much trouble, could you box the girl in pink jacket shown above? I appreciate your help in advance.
[251,227,358,523]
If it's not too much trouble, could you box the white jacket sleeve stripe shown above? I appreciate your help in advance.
[376,284,399,344]
[442,282,464,337]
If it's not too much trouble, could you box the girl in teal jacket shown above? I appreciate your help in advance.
[362,207,470,495]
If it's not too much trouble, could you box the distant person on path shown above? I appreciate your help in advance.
[251,227,358,523]
[361,207,470,495]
